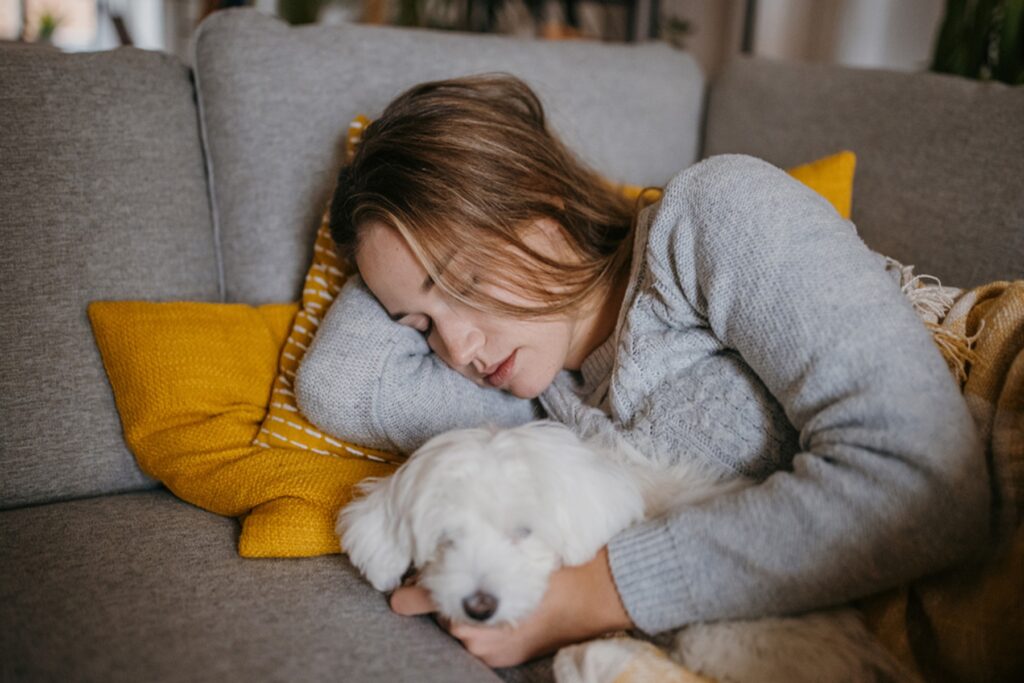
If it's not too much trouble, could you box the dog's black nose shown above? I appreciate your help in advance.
[462,590,498,621]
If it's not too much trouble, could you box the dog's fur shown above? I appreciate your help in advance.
[339,420,915,682]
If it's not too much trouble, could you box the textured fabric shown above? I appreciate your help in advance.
[703,56,1024,288]
[0,45,219,509]
[858,278,1024,682]
[0,490,503,683]
[564,155,986,634]
[191,8,703,304]
[555,636,711,683]
[297,154,989,638]
[88,301,395,557]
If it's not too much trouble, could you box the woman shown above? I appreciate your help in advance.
[294,73,989,668]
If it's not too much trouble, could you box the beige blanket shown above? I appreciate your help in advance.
[554,265,1024,683]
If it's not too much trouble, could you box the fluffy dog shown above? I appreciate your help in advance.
[338,420,914,682]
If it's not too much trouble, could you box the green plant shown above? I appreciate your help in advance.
[396,0,420,27]
[278,0,325,25]
[932,0,1024,84]
[37,10,61,42]
[396,0,463,30]
[660,15,693,50]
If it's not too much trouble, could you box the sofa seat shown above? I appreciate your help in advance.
[0,490,527,682]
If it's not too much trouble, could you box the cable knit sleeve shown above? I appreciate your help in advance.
[294,274,540,455]
[605,154,990,634]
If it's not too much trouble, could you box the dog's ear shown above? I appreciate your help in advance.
[337,476,413,592]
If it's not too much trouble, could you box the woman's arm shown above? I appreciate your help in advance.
[295,274,540,455]
[606,154,991,634]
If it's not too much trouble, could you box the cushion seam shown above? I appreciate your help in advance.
[190,26,227,303]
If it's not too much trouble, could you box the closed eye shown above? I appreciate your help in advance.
[397,313,433,337]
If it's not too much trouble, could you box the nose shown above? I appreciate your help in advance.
[462,590,499,621]
[435,316,484,369]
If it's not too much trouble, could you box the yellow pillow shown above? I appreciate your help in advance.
[88,300,395,558]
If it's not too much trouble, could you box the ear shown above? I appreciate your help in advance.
[337,477,412,592]
[533,435,646,567]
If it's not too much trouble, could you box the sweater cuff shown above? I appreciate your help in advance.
[606,515,696,635]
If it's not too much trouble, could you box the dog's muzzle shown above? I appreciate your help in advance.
[462,590,499,621]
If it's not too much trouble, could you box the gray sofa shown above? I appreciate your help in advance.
[2,8,1022,682]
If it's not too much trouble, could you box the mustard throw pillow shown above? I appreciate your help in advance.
[88,300,395,558]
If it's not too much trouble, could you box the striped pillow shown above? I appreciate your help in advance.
[253,115,401,464]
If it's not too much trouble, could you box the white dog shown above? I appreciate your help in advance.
[338,420,915,682]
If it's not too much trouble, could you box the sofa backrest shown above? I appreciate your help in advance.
[0,47,219,508]
[192,9,705,304]
[703,56,1024,288]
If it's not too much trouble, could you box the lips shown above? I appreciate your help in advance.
[485,350,517,388]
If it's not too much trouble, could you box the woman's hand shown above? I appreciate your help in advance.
[389,546,633,668]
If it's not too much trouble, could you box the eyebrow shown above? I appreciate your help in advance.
[387,275,435,321]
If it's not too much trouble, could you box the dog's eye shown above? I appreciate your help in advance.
[511,526,532,541]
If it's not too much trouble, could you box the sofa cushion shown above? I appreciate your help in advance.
[191,8,704,304]
[0,47,220,509]
[0,490,508,682]
[703,56,1024,288]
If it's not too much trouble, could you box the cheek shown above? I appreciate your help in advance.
[508,331,571,399]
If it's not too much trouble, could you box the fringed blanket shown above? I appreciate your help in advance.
[554,261,1024,683]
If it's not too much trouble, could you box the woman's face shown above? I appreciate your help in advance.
[355,219,597,400]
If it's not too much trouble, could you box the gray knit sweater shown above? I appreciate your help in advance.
[295,154,989,635]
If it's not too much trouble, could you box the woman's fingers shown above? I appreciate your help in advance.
[389,585,436,615]
[390,586,459,640]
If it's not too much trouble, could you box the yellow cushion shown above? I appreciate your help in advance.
[784,151,856,220]
[88,300,395,557]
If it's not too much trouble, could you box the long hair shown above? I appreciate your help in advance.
[329,72,657,319]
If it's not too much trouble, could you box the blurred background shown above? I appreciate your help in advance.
[1,0,1021,84]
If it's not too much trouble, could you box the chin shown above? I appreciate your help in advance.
[506,382,541,400]
[506,368,556,400]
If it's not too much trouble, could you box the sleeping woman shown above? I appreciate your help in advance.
[292,73,989,668]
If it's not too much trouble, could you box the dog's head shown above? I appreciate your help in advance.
[337,420,644,625]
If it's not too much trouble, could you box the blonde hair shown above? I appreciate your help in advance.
[329,72,658,319]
